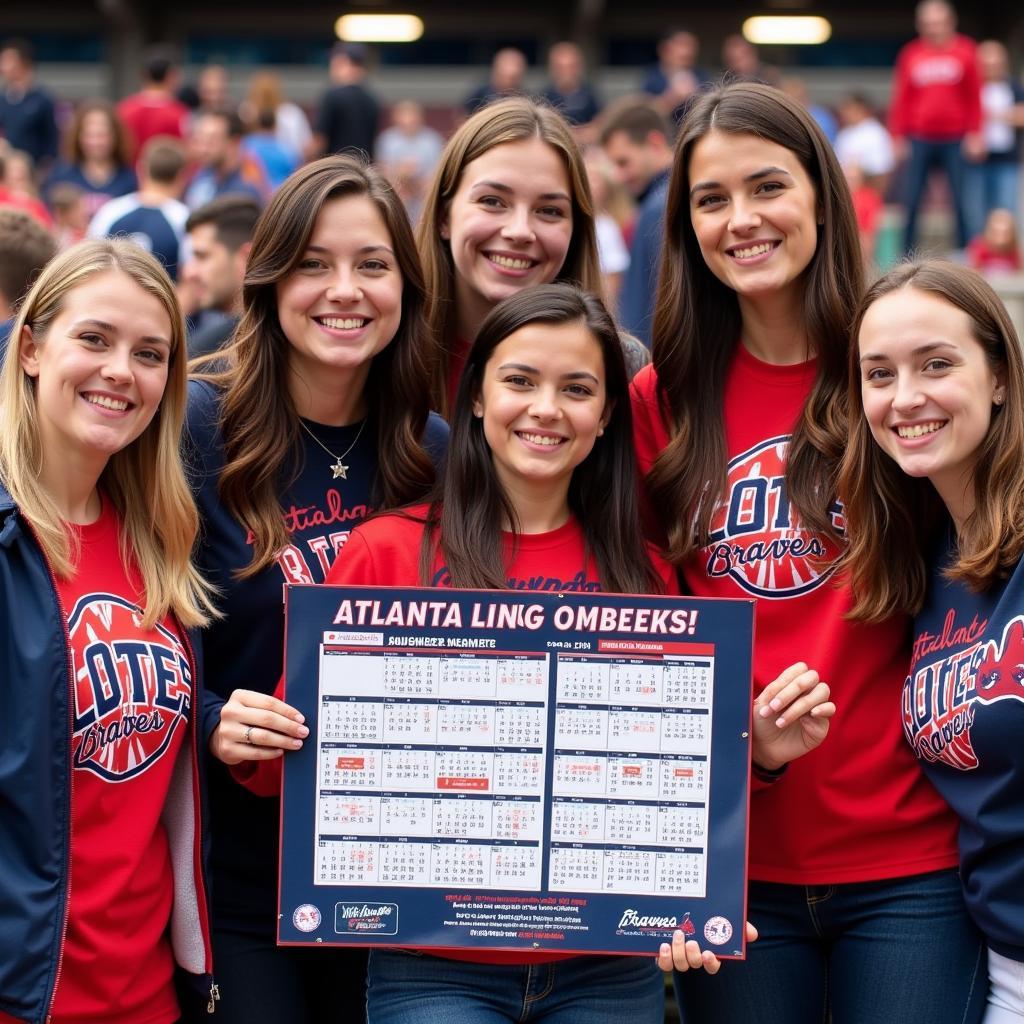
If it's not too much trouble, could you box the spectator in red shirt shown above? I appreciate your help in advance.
[117,46,190,161]
[888,0,983,253]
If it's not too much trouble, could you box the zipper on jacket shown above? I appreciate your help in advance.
[180,625,217,1010]
[31,526,75,1024]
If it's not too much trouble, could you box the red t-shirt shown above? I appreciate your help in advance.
[888,34,981,141]
[45,501,189,1024]
[116,93,189,160]
[631,354,959,885]
[236,507,675,964]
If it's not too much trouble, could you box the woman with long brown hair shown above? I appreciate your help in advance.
[631,82,984,1023]
[416,96,647,416]
[183,156,447,1023]
[842,260,1024,1023]
[43,100,136,220]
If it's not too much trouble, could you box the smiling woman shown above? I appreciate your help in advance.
[841,262,1024,1023]
[183,156,448,1024]
[630,83,985,1024]
[0,239,217,1024]
[417,97,641,417]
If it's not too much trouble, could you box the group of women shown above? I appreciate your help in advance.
[0,82,1020,1024]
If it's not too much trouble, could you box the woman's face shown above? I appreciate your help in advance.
[20,270,172,473]
[276,194,403,398]
[79,110,116,163]
[858,286,1004,509]
[473,319,609,506]
[687,130,819,306]
[443,137,574,334]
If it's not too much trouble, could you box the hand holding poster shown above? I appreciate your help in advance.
[279,586,753,958]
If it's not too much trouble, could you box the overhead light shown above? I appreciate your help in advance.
[742,16,832,45]
[335,14,424,42]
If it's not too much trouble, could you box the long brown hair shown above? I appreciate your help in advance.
[67,100,131,168]
[197,156,438,576]
[645,82,863,563]
[840,261,1024,621]
[419,283,663,595]
[416,97,602,415]
[0,239,214,627]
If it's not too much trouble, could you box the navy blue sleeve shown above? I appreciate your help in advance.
[423,412,450,470]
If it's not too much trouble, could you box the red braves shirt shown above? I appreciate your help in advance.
[888,34,981,141]
[47,500,189,1024]
[631,353,959,885]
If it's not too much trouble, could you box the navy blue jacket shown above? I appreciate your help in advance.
[0,483,216,1023]
[908,534,1024,962]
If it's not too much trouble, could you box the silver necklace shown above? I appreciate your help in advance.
[299,417,367,479]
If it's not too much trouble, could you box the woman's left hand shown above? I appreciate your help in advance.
[656,921,758,973]
[751,661,836,771]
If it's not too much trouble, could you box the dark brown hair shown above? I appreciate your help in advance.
[197,156,438,575]
[420,283,663,595]
[645,81,863,563]
[840,260,1024,621]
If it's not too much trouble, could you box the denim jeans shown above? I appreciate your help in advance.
[902,137,970,252]
[964,160,1020,239]
[676,869,986,1024]
[367,950,664,1023]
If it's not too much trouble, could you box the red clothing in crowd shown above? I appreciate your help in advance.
[888,34,982,141]
[630,353,960,886]
[967,237,1022,273]
[116,92,190,160]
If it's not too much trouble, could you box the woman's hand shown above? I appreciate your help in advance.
[656,921,758,973]
[751,662,835,772]
[209,688,308,765]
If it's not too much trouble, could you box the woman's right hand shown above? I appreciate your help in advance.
[209,688,308,765]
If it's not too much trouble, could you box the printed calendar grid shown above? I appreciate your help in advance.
[312,642,715,898]
[314,645,548,891]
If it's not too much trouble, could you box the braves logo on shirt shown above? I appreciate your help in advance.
[904,614,1024,771]
[703,436,844,599]
[68,593,192,782]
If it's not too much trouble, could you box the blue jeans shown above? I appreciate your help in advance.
[964,159,1020,239]
[902,137,970,252]
[676,869,986,1024]
[367,950,664,1023]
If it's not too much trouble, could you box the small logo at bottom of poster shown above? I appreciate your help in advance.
[292,904,322,933]
[335,902,399,935]
[703,916,733,946]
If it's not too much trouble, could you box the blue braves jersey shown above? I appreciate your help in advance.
[908,536,1024,961]
[185,379,448,937]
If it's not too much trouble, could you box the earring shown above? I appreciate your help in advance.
[995,394,1005,406]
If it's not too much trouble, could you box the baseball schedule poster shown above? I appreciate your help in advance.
[278,585,755,958]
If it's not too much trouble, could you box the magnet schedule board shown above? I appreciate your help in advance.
[279,585,754,958]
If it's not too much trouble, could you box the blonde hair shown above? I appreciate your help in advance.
[0,239,216,628]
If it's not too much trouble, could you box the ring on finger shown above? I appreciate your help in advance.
[244,725,255,746]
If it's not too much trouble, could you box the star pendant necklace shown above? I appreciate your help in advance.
[299,417,367,479]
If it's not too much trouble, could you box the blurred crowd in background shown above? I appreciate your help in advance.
[2,0,1022,354]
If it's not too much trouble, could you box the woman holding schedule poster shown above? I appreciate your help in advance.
[227,283,834,1020]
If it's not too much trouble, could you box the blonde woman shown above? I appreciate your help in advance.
[0,239,217,1023]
